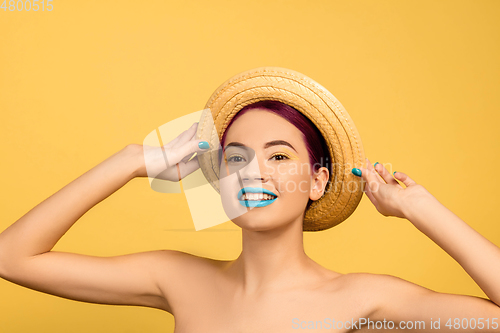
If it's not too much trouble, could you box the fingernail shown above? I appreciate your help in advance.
[352,168,362,177]
[198,141,210,149]
[393,171,397,175]
[374,162,379,167]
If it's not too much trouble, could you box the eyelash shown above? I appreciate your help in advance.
[270,153,290,161]
[226,153,290,163]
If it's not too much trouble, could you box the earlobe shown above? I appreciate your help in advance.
[309,185,323,201]
[309,167,329,201]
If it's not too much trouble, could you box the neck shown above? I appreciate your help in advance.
[227,216,319,295]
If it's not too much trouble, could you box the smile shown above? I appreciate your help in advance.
[237,187,278,208]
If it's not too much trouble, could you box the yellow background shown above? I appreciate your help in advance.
[1,0,499,331]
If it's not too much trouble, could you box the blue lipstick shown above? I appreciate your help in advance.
[237,187,277,208]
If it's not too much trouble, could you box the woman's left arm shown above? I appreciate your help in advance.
[400,179,500,307]
[355,158,500,324]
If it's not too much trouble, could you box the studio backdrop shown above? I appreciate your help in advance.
[1,1,499,332]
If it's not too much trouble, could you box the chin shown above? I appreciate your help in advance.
[231,210,293,232]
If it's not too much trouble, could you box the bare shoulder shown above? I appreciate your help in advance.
[330,272,429,313]
[153,249,228,284]
[155,249,227,267]
[151,250,229,312]
[334,272,500,325]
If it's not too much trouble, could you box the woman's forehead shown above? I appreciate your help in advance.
[224,109,303,144]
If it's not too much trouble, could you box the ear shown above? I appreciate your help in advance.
[309,167,329,201]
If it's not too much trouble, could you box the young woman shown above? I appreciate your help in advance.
[1,93,500,332]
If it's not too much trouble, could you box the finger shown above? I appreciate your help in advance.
[374,162,402,187]
[164,136,180,150]
[352,158,383,194]
[172,122,198,149]
[366,158,385,183]
[168,140,210,166]
[363,179,380,207]
[359,158,385,191]
[393,171,417,187]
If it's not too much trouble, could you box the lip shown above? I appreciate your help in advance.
[237,187,278,208]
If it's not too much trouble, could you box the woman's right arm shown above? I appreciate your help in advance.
[0,144,173,311]
[0,124,208,313]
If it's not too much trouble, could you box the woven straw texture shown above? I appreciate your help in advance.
[196,67,365,231]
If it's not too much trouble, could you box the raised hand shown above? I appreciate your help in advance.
[352,158,429,219]
[136,122,210,181]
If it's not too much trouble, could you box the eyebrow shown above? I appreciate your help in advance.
[225,140,297,152]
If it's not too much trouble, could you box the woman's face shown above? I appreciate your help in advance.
[219,108,329,231]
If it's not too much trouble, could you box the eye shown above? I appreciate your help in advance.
[226,154,246,163]
[270,153,290,161]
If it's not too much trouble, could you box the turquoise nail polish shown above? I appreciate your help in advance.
[393,171,397,175]
[352,168,362,177]
[198,141,210,149]
[374,162,379,166]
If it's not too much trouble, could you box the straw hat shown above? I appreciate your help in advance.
[195,67,365,231]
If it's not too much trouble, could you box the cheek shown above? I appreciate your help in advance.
[218,172,250,220]
[277,177,311,196]
[272,164,311,196]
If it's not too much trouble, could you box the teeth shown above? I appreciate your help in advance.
[240,193,276,201]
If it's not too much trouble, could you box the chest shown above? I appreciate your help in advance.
[172,286,373,333]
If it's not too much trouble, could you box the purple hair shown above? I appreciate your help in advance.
[220,100,332,209]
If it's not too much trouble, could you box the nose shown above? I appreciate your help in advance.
[239,153,271,183]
